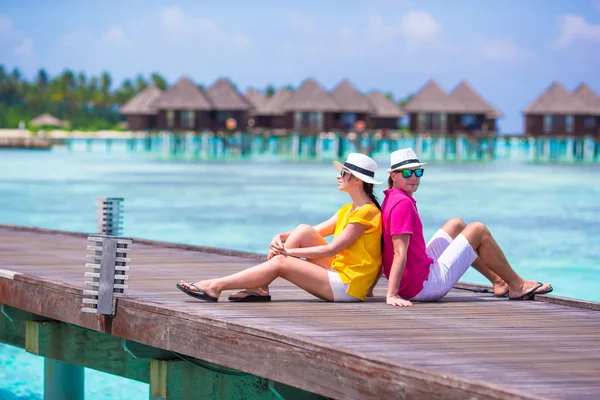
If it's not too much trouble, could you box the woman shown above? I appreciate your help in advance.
[177,153,383,303]
[381,148,553,307]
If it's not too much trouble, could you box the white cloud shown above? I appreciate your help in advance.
[399,11,440,40]
[101,27,128,47]
[479,38,534,61]
[557,14,600,48]
[0,13,34,56]
[160,6,251,51]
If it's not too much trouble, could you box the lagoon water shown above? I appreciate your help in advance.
[1,143,599,399]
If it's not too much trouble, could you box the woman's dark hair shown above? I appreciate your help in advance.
[387,175,394,189]
[362,181,381,212]
[362,181,384,251]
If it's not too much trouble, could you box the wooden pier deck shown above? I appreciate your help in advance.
[1,224,599,400]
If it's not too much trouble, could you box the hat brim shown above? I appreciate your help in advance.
[386,162,427,173]
[333,161,383,185]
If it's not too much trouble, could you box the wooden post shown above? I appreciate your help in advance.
[97,197,124,236]
[83,235,132,315]
[45,359,84,400]
[291,133,300,159]
[456,135,463,162]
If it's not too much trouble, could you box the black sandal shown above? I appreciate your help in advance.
[176,282,218,302]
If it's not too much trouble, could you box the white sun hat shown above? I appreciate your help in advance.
[333,153,383,185]
[386,148,427,173]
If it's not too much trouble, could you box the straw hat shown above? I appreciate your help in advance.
[386,148,427,173]
[333,153,382,185]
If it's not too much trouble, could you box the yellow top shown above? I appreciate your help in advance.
[330,203,382,301]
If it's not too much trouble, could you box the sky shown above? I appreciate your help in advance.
[1,0,600,132]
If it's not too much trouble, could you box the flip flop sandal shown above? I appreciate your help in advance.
[228,290,272,302]
[176,282,218,302]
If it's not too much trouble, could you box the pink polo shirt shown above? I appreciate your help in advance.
[381,188,433,299]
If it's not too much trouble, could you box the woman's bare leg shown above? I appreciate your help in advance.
[180,255,334,301]
[459,222,551,299]
[440,218,508,296]
[231,224,331,299]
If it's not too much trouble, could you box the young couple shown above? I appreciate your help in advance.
[177,149,552,306]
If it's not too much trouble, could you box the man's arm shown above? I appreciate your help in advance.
[386,234,413,307]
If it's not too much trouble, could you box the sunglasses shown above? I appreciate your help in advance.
[339,169,350,178]
[395,169,424,178]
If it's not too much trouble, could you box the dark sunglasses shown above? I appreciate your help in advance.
[395,169,424,178]
[339,169,350,178]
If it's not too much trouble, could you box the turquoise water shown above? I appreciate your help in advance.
[1,144,599,398]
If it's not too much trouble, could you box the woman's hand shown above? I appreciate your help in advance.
[268,234,285,259]
[386,295,413,307]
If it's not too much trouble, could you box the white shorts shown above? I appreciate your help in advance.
[328,270,360,302]
[410,229,478,302]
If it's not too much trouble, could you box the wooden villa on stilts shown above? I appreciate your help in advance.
[403,80,467,134]
[522,82,596,136]
[282,78,340,133]
[205,78,251,132]
[330,80,373,132]
[449,81,503,133]
[571,83,600,137]
[244,89,270,130]
[365,91,405,130]
[152,77,212,132]
[119,85,163,131]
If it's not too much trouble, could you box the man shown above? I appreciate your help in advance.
[381,148,552,307]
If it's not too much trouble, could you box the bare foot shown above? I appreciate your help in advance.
[179,280,221,299]
[509,280,552,299]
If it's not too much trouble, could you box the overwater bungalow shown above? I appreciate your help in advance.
[572,83,600,136]
[205,78,251,131]
[152,77,212,131]
[365,91,405,130]
[260,88,293,130]
[522,82,598,136]
[403,80,467,134]
[119,85,163,131]
[330,80,372,131]
[449,81,503,133]
[281,78,340,133]
[244,89,270,129]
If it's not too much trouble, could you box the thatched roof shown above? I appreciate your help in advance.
[365,92,405,118]
[119,85,163,115]
[263,88,293,115]
[403,80,466,113]
[450,81,504,118]
[330,80,372,113]
[206,78,251,111]
[282,78,340,112]
[523,82,595,115]
[30,113,69,127]
[152,77,211,111]
[572,83,600,115]
[244,89,269,115]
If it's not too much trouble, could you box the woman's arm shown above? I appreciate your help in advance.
[269,213,338,257]
[386,234,413,307]
[311,214,338,238]
[281,222,367,259]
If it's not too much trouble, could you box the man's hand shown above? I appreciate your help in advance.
[386,295,413,307]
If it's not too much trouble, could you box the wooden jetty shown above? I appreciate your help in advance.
[1,224,600,399]
[0,137,53,149]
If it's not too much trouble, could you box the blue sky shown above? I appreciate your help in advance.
[2,0,600,132]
